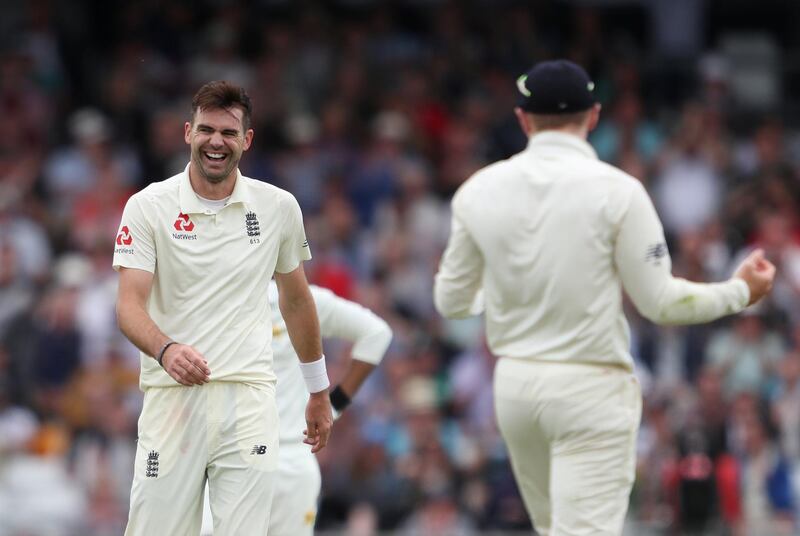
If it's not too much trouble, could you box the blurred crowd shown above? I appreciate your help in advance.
[1,0,800,534]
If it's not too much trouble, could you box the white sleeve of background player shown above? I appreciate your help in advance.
[312,286,392,365]
[275,193,312,274]
[434,210,485,319]
[614,182,749,325]
[112,194,156,273]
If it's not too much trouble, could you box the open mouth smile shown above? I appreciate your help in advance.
[204,152,228,163]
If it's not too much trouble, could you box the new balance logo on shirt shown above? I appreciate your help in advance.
[645,242,668,265]
[250,445,267,455]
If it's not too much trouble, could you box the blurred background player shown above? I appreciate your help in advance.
[434,59,776,536]
[200,280,392,536]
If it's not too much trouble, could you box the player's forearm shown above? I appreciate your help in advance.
[434,276,483,319]
[280,291,323,363]
[434,255,484,319]
[434,213,484,319]
[637,277,749,326]
[615,183,750,325]
[116,300,171,359]
[338,360,376,397]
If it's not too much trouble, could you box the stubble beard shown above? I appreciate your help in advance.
[193,148,239,184]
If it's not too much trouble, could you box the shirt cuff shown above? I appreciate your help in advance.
[730,278,751,312]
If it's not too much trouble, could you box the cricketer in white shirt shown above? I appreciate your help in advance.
[114,164,321,535]
[434,124,772,534]
[200,281,392,536]
[116,84,333,536]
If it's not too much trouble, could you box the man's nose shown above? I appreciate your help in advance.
[209,131,224,147]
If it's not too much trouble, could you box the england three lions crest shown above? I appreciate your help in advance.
[245,211,261,237]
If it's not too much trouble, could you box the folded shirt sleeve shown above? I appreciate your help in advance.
[312,286,392,365]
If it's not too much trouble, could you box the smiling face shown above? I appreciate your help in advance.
[184,106,253,185]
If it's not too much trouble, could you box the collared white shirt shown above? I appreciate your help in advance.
[267,282,392,444]
[113,164,311,389]
[434,131,748,369]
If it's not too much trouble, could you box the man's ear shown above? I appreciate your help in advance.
[514,107,533,137]
[586,103,602,133]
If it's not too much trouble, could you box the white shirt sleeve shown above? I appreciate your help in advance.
[275,193,312,274]
[614,182,749,325]
[434,212,485,319]
[311,286,392,365]
[112,194,156,273]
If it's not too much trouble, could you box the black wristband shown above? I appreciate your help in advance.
[329,385,351,412]
[156,341,178,368]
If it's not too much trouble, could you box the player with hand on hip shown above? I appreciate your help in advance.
[200,281,392,536]
[434,60,775,536]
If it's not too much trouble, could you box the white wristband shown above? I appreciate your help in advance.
[299,355,330,393]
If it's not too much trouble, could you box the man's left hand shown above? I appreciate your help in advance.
[303,390,333,453]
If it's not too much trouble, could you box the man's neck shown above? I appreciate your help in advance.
[188,164,237,200]
[530,125,588,139]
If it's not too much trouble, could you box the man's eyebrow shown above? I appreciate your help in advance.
[195,123,240,134]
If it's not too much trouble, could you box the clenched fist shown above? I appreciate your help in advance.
[732,248,776,306]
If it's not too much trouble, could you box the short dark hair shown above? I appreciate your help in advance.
[528,110,591,131]
[191,81,252,130]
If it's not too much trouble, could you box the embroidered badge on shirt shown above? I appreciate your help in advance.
[146,450,160,478]
[245,211,261,237]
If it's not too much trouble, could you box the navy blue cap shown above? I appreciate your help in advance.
[517,60,596,114]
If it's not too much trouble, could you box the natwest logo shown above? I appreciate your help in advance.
[172,212,198,241]
[174,213,195,232]
[116,226,133,246]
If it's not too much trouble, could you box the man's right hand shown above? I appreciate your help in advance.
[161,344,211,386]
[733,248,776,306]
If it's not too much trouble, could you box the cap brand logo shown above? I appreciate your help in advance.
[116,226,133,246]
[516,74,531,97]
[174,213,195,232]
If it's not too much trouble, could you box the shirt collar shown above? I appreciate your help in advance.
[525,131,598,160]
[179,163,252,214]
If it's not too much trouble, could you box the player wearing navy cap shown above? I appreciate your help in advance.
[434,60,775,535]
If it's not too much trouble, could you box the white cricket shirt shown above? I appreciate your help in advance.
[434,131,749,370]
[268,282,392,444]
[113,165,311,389]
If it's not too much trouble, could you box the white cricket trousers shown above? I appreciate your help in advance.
[494,358,641,536]
[200,442,321,536]
[125,382,279,536]
[268,442,321,535]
